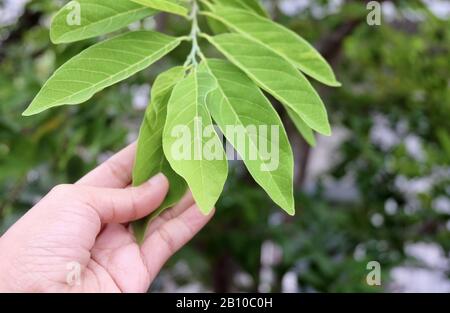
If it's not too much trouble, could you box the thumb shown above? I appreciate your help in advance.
[80,173,169,224]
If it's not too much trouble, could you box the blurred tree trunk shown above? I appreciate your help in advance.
[212,254,234,292]
[288,16,370,188]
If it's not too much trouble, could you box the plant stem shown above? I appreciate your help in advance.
[184,0,205,68]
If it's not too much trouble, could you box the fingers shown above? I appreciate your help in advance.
[144,191,195,239]
[76,143,137,188]
[170,191,195,217]
[77,173,169,224]
[140,204,214,281]
[91,224,150,293]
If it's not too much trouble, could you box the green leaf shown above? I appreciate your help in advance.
[163,69,228,214]
[212,0,268,17]
[205,33,332,136]
[133,66,187,201]
[201,0,228,35]
[203,0,268,34]
[50,0,156,44]
[203,6,341,87]
[130,0,189,16]
[132,66,187,243]
[200,59,294,215]
[205,16,229,34]
[286,108,317,147]
[23,31,181,116]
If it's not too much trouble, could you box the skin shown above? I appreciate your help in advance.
[0,143,214,292]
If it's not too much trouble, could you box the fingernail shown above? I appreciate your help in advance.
[147,173,167,186]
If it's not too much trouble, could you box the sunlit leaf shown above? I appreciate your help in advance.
[204,6,340,86]
[132,66,187,243]
[163,69,228,214]
[212,0,268,17]
[50,0,156,44]
[130,0,189,16]
[286,107,316,146]
[23,31,181,116]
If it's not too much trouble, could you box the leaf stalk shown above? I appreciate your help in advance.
[184,0,205,68]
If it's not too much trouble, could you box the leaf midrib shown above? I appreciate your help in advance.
[192,71,208,209]
[31,36,179,112]
[202,11,303,66]
[205,35,318,130]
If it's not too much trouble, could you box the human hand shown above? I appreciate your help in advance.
[0,143,214,292]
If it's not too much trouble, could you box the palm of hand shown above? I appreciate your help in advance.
[0,144,212,293]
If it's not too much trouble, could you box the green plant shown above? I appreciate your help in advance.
[22,0,339,240]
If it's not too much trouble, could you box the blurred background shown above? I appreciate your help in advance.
[0,0,449,292]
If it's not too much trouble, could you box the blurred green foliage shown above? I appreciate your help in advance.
[0,0,449,292]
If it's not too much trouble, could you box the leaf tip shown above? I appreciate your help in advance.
[308,139,317,147]
[284,204,296,216]
[193,196,217,216]
[49,34,63,45]
[280,198,296,216]
[132,220,148,246]
[318,123,333,137]
[197,204,215,216]
[328,80,342,88]
[22,107,36,117]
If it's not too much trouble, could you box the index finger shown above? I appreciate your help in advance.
[76,143,137,188]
